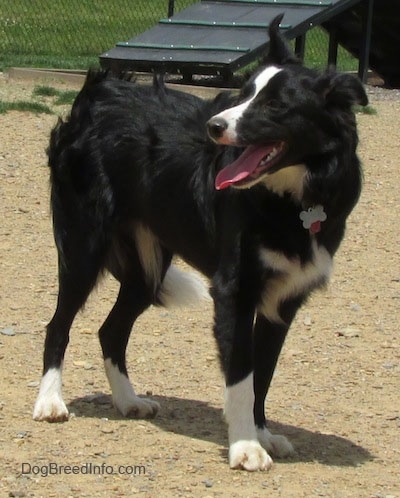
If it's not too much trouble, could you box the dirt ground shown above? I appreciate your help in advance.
[0,72,399,498]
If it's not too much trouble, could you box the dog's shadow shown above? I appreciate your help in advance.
[69,393,373,468]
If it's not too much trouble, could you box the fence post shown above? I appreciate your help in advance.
[295,35,306,61]
[358,0,374,83]
[168,0,175,17]
[327,27,338,68]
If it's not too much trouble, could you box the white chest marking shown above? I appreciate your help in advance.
[258,240,333,323]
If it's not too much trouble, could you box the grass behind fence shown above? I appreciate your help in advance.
[1,0,191,69]
[0,1,356,72]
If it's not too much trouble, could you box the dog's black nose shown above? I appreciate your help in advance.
[207,117,228,140]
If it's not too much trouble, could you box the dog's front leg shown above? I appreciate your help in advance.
[253,313,295,458]
[225,372,273,471]
[212,272,273,471]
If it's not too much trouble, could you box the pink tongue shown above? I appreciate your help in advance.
[215,145,275,190]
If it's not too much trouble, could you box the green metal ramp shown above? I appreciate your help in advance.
[100,0,375,87]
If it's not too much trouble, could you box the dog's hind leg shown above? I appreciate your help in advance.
[33,246,104,422]
[99,281,161,419]
[100,224,168,418]
[253,311,298,458]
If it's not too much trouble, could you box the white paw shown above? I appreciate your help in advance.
[257,427,295,458]
[33,368,68,422]
[104,359,160,419]
[114,395,160,419]
[229,440,273,471]
[33,393,69,422]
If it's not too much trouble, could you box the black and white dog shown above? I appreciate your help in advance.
[33,16,367,471]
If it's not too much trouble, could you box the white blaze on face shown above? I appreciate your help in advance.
[212,66,282,145]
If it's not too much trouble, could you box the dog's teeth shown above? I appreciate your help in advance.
[269,148,278,159]
[260,147,279,166]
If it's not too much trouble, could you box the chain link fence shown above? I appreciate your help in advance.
[0,1,194,69]
[0,0,355,72]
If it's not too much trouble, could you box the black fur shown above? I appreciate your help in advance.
[36,16,367,469]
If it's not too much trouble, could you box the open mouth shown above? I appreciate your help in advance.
[215,141,286,190]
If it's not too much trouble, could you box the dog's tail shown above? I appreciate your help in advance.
[47,69,117,269]
[158,265,211,308]
[47,69,111,171]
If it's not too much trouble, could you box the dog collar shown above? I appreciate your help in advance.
[299,205,327,234]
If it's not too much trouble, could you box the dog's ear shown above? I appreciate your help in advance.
[262,14,300,66]
[315,71,369,109]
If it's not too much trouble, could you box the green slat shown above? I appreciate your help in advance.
[214,0,332,6]
[159,19,291,29]
[116,41,250,52]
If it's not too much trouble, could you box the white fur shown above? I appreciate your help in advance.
[258,240,332,323]
[229,440,273,471]
[104,359,159,418]
[33,367,69,422]
[211,66,282,145]
[158,265,210,307]
[257,427,295,458]
[225,373,273,470]
[134,223,210,307]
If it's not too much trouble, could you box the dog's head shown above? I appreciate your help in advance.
[207,14,368,195]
